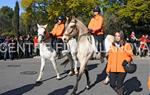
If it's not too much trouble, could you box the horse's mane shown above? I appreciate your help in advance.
[75,18,88,32]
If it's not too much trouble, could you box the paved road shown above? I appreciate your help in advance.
[0,56,149,95]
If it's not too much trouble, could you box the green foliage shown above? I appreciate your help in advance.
[20,0,100,25]
[0,6,14,35]
[47,0,100,20]
[19,0,150,35]
[1,31,16,37]
[118,0,150,24]
[12,1,20,37]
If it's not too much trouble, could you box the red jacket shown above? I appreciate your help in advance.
[33,36,38,47]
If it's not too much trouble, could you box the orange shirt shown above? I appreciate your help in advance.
[88,14,104,35]
[148,76,150,90]
[106,43,133,73]
[51,23,65,38]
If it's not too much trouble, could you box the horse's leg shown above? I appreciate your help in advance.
[71,58,87,95]
[84,66,90,89]
[67,53,74,76]
[71,52,78,74]
[50,57,60,79]
[36,57,45,82]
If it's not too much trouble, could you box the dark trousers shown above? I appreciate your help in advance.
[94,34,104,52]
[109,72,126,94]
[52,38,65,53]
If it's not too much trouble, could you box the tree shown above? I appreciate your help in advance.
[104,0,150,35]
[118,0,150,24]
[12,1,20,37]
[0,6,14,35]
[21,0,101,27]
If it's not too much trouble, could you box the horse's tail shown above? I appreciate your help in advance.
[104,35,114,53]
[91,35,98,52]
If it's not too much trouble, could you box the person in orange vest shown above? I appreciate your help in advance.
[88,6,104,55]
[50,16,65,57]
[147,76,150,91]
[106,32,133,95]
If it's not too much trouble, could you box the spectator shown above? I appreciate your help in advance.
[18,35,24,58]
[129,31,138,55]
[3,36,12,60]
[148,76,150,90]
[138,34,150,57]
[106,31,133,95]
[33,36,39,56]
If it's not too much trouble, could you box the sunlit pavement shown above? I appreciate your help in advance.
[0,56,149,95]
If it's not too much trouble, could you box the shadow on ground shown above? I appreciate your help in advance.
[48,85,73,95]
[90,64,107,88]
[0,84,35,95]
[124,77,143,95]
[43,63,98,82]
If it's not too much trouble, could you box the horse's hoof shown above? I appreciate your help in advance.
[68,71,74,76]
[74,71,78,75]
[100,57,105,63]
[103,81,109,85]
[86,85,90,90]
[71,92,76,95]
[56,76,61,80]
[35,81,43,86]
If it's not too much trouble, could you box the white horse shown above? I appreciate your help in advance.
[62,17,100,95]
[36,24,78,83]
[103,34,114,84]
[62,17,115,95]
[36,24,60,83]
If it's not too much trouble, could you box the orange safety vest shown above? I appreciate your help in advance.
[148,76,150,90]
[106,43,133,73]
[88,14,104,35]
[51,23,65,39]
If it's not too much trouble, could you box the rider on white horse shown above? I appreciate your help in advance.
[50,16,78,75]
[88,6,105,59]
[50,15,66,58]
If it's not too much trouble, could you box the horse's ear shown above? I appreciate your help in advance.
[43,24,48,28]
[72,16,76,20]
[37,24,40,28]
[66,16,69,21]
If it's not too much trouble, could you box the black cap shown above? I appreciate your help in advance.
[58,16,65,21]
[93,6,100,12]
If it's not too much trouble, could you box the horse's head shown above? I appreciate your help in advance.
[37,24,48,43]
[62,17,88,43]
[62,17,78,42]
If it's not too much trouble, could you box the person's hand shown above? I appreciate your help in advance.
[88,29,93,32]
[49,33,55,38]
[122,60,128,66]
[88,29,94,35]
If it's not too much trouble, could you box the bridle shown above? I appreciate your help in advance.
[64,20,78,39]
[38,27,48,43]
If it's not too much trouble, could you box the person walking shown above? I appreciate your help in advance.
[106,32,133,95]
